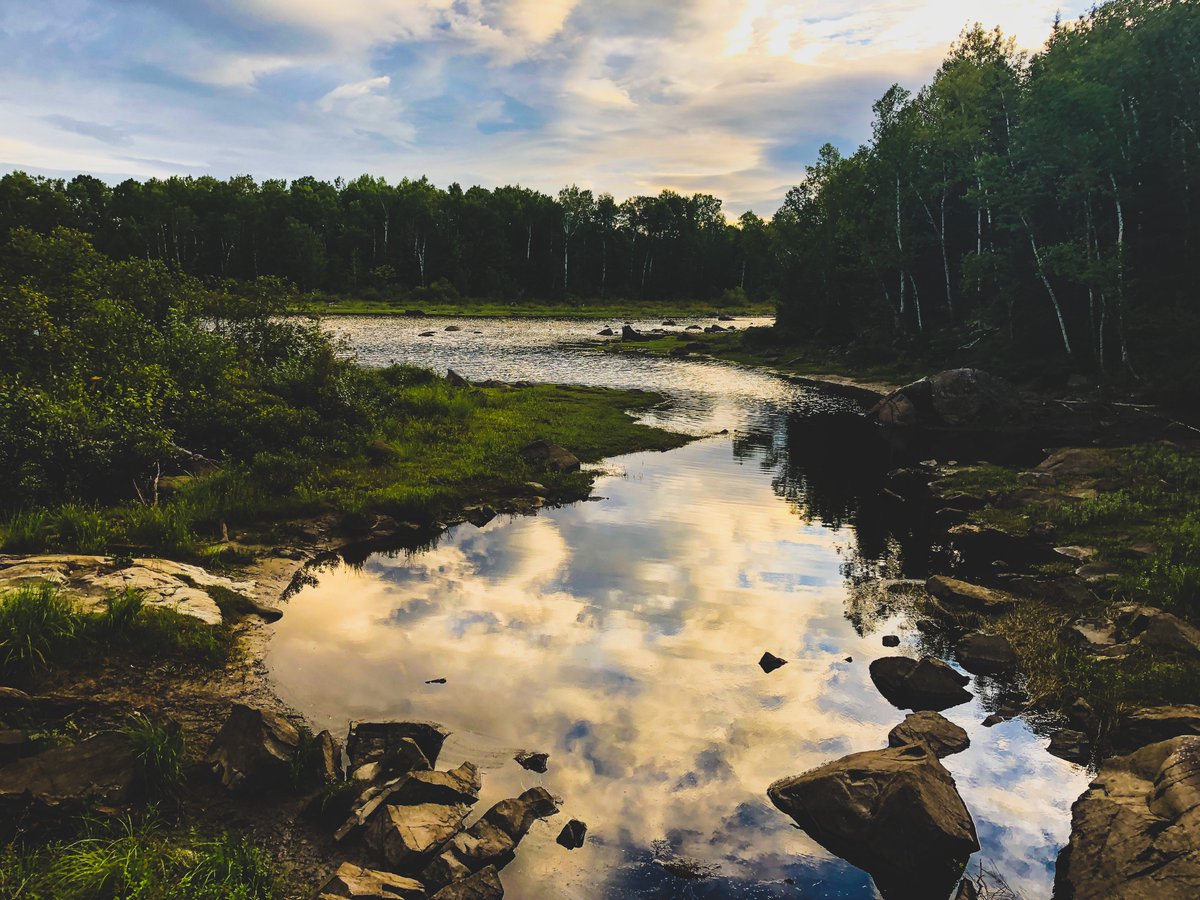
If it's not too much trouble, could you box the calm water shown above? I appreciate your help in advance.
[268,316,1086,899]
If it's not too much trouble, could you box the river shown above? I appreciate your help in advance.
[267,315,1087,899]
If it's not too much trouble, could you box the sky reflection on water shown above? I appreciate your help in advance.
[270,438,1085,898]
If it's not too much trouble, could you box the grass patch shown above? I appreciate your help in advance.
[300,296,776,319]
[933,464,1020,498]
[0,584,234,683]
[122,712,186,800]
[1,379,686,559]
[0,816,278,900]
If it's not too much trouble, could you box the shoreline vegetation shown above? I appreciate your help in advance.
[294,295,776,320]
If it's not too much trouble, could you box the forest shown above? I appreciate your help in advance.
[1,0,1197,392]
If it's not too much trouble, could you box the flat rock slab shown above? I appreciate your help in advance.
[1112,705,1200,755]
[769,742,979,899]
[1055,736,1200,898]
[927,576,1017,613]
[366,801,472,870]
[316,862,427,899]
[349,722,450,771]
[0,554,265,626]
[0,731,135,808]
[429,866,503,900]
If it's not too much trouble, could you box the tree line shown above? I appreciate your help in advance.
[774,0,1200,390]
[0,172,773,304]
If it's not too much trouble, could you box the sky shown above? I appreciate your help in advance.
[0,0,1090,216]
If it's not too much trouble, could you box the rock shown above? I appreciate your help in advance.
[867,368,1024,430]
[463,505,497,528]
[425,678,447,685]
[390,763,481,806]
[1055,545,1097,561]
[422,788,558,890]
[662,320,678,326]
[366,801,472,870]
[1054,736,1200,898]
[1076,562,1121,583]
[316,862,426,899]
[982,714,1005,727]
[621,324,650,342]
[888,711,970,758]
[1047,728,1091,765]
[514,751,548,773]
[1112,705,1200,755]
[1115,606,1200,656]
[419,331,436,337]
[305,730,342,785]
[556,819,587,849]
[759,651,787,673]
[206,704,302,791]
[882,635,900,648]
[768,742,979,899]
[926,576,1017,614]
[597,327,614,336]
[0,731,135,811]
[954,878,979,900]
[444,326,462,332]
[348,722,449,772]
[350,736,431,784]
[0,728,30,764]
[429,866,503,900]
[1036,447,1113,479]
[518,440,580,474]
[870,657,972,712]
[955,633,1018,675]
[1060,615,1127,657]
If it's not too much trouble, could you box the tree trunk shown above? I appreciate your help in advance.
[1021,214,1072,355]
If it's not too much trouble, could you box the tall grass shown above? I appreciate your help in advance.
[123,712,186,800]
[0,816,278,900]
[0,582,78,676]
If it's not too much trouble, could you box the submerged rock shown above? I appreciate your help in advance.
[315,862,426,899]
[888,711,970,758]
[519,440,580,474]
[1054,736,1200,898]
[768,742,979,899]
[206,704,302,791]
[759,651,788,673]
[1047,728,1092,765]
[869,657,972,712]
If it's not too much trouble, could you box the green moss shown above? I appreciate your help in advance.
[935,464,1020,498]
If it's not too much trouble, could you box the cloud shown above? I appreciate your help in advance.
[0,0,1095,213]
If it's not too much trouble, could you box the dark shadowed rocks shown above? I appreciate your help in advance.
[348,722,449,773]
[0,731,135,814]
[1111,705,1200,755]
[868,369,1024,430]
[429,865,503,900]
[206,704,301,792]
[888,711,970,758]
[1054,736,1200,899]
[519,440,581,473]
[514,751,548,773]
[446,370,470,387]
[927,576,1018,614]
[869,657,972,711]
[556,819,587,849]
[759,652,787,673]
[955,633,1018,675]
[768,742,979,899]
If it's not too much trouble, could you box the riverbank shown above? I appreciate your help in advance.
[298,296,775,320]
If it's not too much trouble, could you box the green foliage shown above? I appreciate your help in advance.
[0,582,78,676]
[0,816,278,900]
[0,584,233,682]
[122,712,186,799]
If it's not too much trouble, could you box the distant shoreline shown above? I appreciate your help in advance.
[297,299,776,320]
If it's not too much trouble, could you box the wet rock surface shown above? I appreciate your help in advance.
[888,711,970,758]
[869,656,972,711]
[768,742,979,899]
[1055,736,1200,899]
[955,632,1018,674]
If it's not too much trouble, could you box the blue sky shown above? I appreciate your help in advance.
[0,1,1089,215]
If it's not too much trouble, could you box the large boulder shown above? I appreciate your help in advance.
[1111,706,1200,755]
[868,369,1024,430]
[518,440,580,474]
[1054,736,1200,898]
[337,763,479,843]
[888,711,970,758]
[870,657,972,712]
[1114,606,1200,657]
[365,800,473,871]
[768,743,979,899]
[206,704,301,791]
[955,633,1018,675]
[927,576,1018,614]
[421,787,558,891]
[316,862,427,899]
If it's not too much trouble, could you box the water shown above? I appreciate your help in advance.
[268,316,1086,898]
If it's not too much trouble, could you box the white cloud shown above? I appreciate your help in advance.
[318,74,392,111]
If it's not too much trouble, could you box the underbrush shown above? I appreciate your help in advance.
[0,815,277,900]
[0,584,234,681]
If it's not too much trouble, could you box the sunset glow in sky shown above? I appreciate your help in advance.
[2,1,1089,214]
